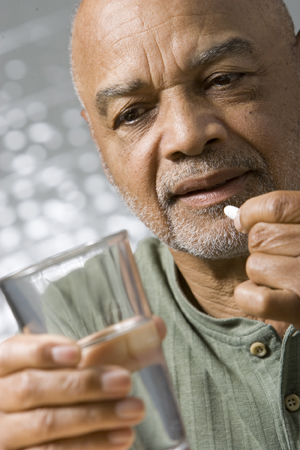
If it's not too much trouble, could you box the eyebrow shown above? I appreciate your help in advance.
[189,37,254,70]
[95,80,146,116]
[95,37,254,116]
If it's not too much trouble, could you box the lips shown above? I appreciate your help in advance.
[173,169,251,208]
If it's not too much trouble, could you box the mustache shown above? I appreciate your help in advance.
[156,147,272,205]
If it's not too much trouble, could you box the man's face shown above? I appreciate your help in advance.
[74,0,300,259]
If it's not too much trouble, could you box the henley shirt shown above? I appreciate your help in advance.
[43,237,300,449]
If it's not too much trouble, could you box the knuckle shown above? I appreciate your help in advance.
[267,192,288,222]
[245,255,258,277]
[0,339,14,371]
[33,408,57,439]
[32,342,50,365]
[62,369,98,397]
[248,224,267,252]
[0,413,10,449]
[14,370,38,408]
[255,288,274,316]
[234,283,245,300]
[31,444,57,450]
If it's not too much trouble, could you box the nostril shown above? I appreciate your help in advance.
[206,138,218,145]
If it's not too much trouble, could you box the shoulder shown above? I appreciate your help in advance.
[134,237,173,275]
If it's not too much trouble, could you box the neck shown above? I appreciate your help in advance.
[169,248,290,338]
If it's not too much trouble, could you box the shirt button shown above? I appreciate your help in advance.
[250,342,267,357]
[285,394,300,412]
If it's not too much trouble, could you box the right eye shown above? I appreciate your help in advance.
[115,106,148,128]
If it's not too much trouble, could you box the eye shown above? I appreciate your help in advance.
[206,73,245,89]
[115,106,148,128]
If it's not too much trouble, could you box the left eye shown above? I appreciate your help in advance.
[207,73,244,88]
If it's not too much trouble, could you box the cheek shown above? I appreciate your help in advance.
[96,131,159,202]
[226,101,297,160]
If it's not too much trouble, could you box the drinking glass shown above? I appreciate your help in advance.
[0,230,190,450]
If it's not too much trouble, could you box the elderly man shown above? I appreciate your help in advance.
[1,0,300,448]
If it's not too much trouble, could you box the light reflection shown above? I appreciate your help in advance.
[67,127,89,147]
[0,1,150,340]
[17,200,40,221]
[27,122,54,144]
[93,192,118,214]
[4,59,28,80]
[3,130,27,151]
[62,108,84,128]
[0,116,9,136]
[75,227,99,245]
[38,166,65,188]
[24,217,50,240]
[11,179,35,200]
[78,152,100,173]
[26,102,48,122]
[0,151,14,172]
[0,252,32,279]
[83,174,106,196]
[0,207,16,227]
[12,154,36,175]
[2,82,23,100]
[43,199,78,223]
[26,144,47,162]
[0,227,21,251]
[6,108,27,129]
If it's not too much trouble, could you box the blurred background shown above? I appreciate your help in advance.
[1,0,300,341]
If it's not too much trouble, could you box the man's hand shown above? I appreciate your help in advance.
[234,191,300,330]
[0,332,148,450]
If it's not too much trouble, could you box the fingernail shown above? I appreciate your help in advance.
[101,369,131,393]
[107,429,133,445]
[51,345,80,365]
[115,398,144,420]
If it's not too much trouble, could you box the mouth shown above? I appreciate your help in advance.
[173,169,252,208]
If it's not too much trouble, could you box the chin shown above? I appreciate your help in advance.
[160,224,249,260]
[152,206,250,260]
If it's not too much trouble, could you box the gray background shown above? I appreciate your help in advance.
[0,0,300,341]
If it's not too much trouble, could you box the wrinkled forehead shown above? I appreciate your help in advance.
[72,0,279,92]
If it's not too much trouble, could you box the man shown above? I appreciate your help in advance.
[1,0,300,448]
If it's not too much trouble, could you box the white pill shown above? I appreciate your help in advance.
[224,205,239,220]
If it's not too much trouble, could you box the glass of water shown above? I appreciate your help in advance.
[0,230,190,450]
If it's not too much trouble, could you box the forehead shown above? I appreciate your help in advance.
[75,0,274,90]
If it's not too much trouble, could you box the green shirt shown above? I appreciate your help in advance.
[44,237,300,449]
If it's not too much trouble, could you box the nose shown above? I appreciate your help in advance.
[158,96,228,161]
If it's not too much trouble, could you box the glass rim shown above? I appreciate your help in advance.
[0,230,129,283]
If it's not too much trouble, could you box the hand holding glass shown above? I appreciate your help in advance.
[0,231,190,450]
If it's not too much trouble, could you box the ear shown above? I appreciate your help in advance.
[81,110,89,122]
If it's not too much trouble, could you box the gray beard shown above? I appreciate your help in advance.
[101,147,278,260]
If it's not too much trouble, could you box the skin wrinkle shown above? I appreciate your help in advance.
[96,37,257,113]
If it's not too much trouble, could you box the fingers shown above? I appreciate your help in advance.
[235,191,300,233]
[29,429,135,450]
[152,315,167,340]
[248,223,300,256]
[28,429,135,450]
[235,280,300,329]
[0,334,81,377]
[2,398,144,449]
[246,253,300,293]
[0,366,131,412]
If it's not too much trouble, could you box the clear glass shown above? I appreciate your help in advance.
[0,230,190,450]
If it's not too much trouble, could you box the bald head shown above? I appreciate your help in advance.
[71,0,296,110]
